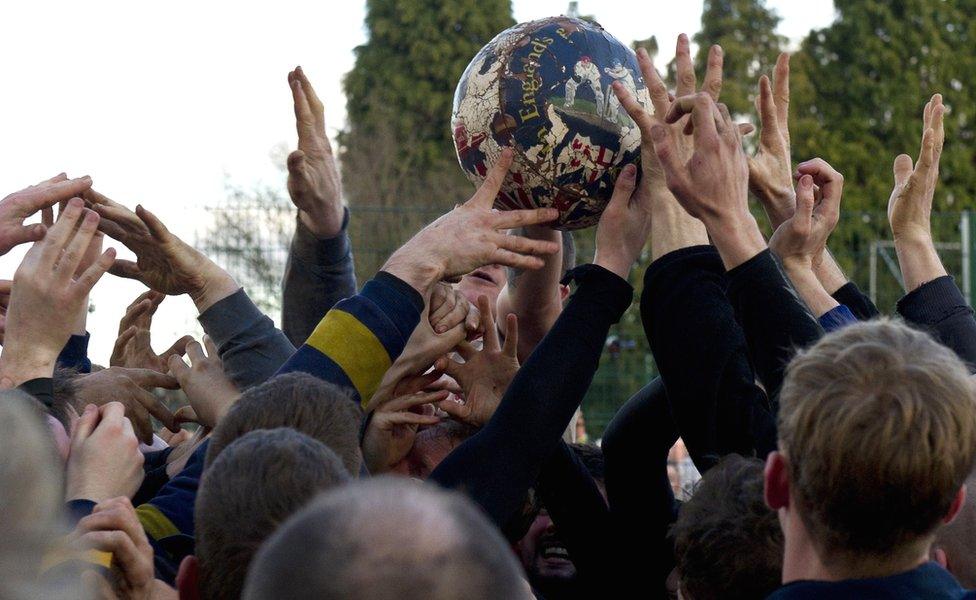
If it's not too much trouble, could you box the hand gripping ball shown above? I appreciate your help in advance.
[452,16,651,230]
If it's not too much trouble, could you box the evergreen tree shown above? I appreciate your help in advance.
[693,0,786,116]
[343,0,514,176]
[791,0,976,212]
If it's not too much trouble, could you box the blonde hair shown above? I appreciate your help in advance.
[778,319,976,571]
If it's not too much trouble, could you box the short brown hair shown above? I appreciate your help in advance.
[196,428,351,600]
[205,372,362,475]
[778,319,976,570]
[672,454,782,600]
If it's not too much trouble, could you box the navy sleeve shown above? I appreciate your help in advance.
[897,276,976,371]
[642,245,776,467]
[726,249,824,404]
[282,209,358,347]
[57,333,92,373]
[430,264,632,528]
[197,288,296,390]
[832,281,881,321]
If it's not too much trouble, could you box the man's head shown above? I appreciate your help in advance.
[766,320,976,576]
[182,428,351,600]
[242,477,532,600]
[457,264,508,311]
[392,418,477,479]
[672,454,782,600]
[205,372,362,475]
[518,444,604,593]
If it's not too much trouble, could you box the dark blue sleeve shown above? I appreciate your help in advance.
[136,441,207,585]
[197,289,296,390]
[897,276,976,371]
[430,264,632,527]
[282,208,358,347]
[819,305,858,332]
[57,333,92,373]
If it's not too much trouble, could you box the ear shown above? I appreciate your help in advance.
[177,555,202,600]
[944,485,967,525]
[764,451,791,511]
[559,283,570,302]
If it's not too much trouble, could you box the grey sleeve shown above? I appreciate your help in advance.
[197,288,296,390]
[281,208,358,347]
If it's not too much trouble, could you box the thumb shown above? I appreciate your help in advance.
[6,224,47,248]
[892,154,914,188]
[287,150,307,176]
[610,164,638,206]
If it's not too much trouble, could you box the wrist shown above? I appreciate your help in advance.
[190,266,240,314]
[382,245,444,295]
[299,206,344,240]
[1,344,58,385]
[756,189,796,230]
[703,212,768,270]
[593,253,634,280]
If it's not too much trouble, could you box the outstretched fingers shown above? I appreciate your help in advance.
[468,148,514,210]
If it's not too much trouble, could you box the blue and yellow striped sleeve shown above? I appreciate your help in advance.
[275,272,425,406]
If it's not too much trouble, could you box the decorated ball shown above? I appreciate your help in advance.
[452,16,651,230]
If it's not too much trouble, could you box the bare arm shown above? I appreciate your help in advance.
[496,225,563,361]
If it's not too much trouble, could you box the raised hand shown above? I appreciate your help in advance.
[167,335,239,429]
[366,283,472,412]
[748,53,795,228]
[0,174,92,256]
[111,290,193,372]
[889,94,945,245]
[83,189,239,311]
[888,94,948,291]
[769,159,843,269]
[429,282,480,335]
[612,35,717,259]
[381,148,560,293]
[286,66,345,239]
[653,93,766,269]
[435,295,519,428]
[0,199,115,385]
[593,163,654,278]
[74,497,174,600]
[362,372,447,474]
[70,367,181,444]
[65,402,145,503]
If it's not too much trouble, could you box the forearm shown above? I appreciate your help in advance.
[813,248,849,295]
[702,211,768,270]
[601,379,680,591]
[726,250,824,402]
[198,289,296,390]
[430,265,632,526]
[895,236,948,293]
[897,275,976,369]
[536,442,616,591]
[641,246,777,467]
[649,183,708,261]
[781,261,840,318]
[276,272,424,407]
[499,226,562,360]
[281,210,357,347]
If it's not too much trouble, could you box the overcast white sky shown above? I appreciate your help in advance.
[0,0,836,363]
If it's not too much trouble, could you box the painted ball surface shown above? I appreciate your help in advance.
[452,16,651,230]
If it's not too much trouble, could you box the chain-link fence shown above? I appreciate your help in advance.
[201,200,976,439]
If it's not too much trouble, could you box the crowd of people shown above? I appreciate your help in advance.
[2,33,975,599]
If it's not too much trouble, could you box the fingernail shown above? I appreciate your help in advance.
[800,175,813,188]
[621,164,636,179]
